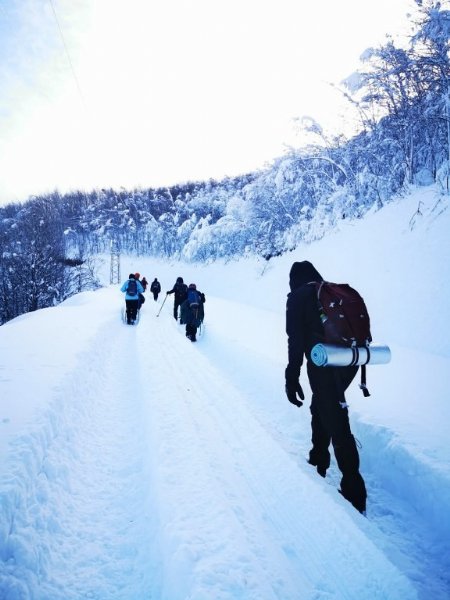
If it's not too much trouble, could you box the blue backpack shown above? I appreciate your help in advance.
[187,288,200,308]
[127,279,138,297]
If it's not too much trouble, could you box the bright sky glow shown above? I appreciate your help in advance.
[0,0,415,203]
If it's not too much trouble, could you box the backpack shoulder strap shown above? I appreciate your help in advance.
[360,363,371,397]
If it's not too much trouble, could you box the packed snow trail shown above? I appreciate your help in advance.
[0,308,159,598]
[119,297,416,599]
[203,296,450,600]
[0,287,420,599]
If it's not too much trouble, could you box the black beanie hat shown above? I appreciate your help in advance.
[289,261,323,291]
[129,273,135,279]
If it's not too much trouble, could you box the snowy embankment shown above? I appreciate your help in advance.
[0,184,449,599]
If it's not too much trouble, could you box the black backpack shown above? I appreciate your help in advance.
[127,279,138,297]
[312,281,372,396]
[313,281,372,347]
[175,282,188,300]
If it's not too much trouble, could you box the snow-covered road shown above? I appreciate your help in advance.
[1,280,449,599]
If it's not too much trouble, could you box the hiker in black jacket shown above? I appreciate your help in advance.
[166,277,188,320]
[134,272,146,310]
[285,260,367,514]
[150,278,161,301]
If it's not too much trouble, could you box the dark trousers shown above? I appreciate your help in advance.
[307,362,367,512]
[152,292,159,301]
[186,323,197,339]
[125,299,139,323]
[173,300,181,319]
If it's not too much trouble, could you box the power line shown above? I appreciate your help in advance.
[47,0,86,110]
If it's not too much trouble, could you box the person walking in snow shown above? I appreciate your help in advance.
[121,273,144,325]
[166,277,188,320]
[180,283,205,342]
[285,260,367,514]
[134,272,146,309]
[150,277,161,301]
[141,276,149,291]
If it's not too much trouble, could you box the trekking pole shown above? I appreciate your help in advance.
[157,293,168,317]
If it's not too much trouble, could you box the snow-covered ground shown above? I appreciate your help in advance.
[0,185,449,599]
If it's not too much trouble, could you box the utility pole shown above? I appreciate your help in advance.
[110,239,120,284]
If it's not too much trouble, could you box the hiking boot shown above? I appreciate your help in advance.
[338,489,366,514]
[317,465,327,478]
[339,474,367,514]
[307,459,327,478]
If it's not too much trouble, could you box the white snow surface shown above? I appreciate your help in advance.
[1,185,450,599]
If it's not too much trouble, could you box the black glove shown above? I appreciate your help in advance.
[285,379,305,407]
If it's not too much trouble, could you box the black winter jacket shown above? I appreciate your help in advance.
[285,261,324,384]
[150,280,161,293]
[167,282,188,302]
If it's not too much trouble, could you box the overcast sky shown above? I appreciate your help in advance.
[0,0,415,204]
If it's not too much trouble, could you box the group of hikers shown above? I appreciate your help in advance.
[120,272,162,324]
[166,277,205,341]
[120,261,368,515]
[121,274,205,342]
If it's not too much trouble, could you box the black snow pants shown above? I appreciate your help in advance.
[125,299,139,323]
[185,323,197,340]
[306,362,367,513]
[173,300,182,320]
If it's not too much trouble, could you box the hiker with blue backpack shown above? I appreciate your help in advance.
[285,261,367,514]
[180,283,205,342]
[121,273,144,325]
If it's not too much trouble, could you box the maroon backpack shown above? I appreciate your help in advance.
[312,281,372,396]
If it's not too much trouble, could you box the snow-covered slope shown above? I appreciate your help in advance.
[0,185,449,599]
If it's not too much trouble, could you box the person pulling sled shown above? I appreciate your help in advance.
[121,273,144,325]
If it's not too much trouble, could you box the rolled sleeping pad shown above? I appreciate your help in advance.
[310,343,391,367]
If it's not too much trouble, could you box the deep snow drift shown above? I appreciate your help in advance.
[0,185,449,599]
